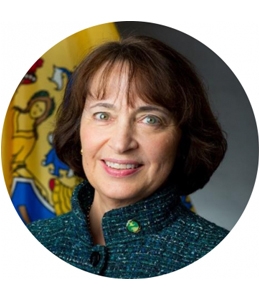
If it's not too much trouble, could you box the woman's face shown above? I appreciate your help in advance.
[80,64,181,208]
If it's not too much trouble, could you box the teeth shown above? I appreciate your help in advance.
[105,161,138,169]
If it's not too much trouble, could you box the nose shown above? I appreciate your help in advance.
[108,123,138,153]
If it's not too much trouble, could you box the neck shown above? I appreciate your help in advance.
[88,190,139,245]
[84,180,178,246]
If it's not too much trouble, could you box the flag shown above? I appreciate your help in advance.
[2,23,194,225]
[2,23,120,225]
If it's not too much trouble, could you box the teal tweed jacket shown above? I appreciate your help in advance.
[28,180,229,279]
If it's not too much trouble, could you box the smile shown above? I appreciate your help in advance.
[104,161,140,170]
[101,159,143,177]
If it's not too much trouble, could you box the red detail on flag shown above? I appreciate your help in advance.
[49,178,55,191]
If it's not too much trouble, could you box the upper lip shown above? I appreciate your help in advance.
[102,158,142,165]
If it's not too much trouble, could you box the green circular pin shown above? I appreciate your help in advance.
[126,219,141,233]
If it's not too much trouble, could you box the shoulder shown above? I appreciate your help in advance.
[27,212,75,248]
[176,204,229,235]
[161,204,229,255]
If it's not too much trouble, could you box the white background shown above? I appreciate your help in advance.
[1,1,259,299]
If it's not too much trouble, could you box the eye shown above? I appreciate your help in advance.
[142,115,162,125]
[94,112,110,120]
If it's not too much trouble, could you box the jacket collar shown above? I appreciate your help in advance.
[71,180,180,246]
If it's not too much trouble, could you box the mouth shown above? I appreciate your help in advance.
[101,159,143,177]
[104,160,141,170]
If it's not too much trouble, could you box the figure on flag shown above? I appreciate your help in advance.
[12,90,55,174]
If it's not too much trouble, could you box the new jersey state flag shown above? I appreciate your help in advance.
[2,23,120,225]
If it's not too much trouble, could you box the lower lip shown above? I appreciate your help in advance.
[101,161,142,177]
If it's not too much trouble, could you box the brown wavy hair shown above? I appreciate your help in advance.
[53,35,227,195]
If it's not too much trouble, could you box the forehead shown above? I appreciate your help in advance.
[89,62,129,93]
[87,61,156,109]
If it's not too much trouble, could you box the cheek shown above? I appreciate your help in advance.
[80,123,92,153]
[148,135,180,167]
[80,123,107,161]
[80,118,94,145]
[81,131,95,155]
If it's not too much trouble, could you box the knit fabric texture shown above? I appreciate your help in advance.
[28,180,229,279]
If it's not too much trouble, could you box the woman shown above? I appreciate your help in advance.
[28,35,228,278]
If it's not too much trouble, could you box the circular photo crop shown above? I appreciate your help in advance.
[1,21,258,279]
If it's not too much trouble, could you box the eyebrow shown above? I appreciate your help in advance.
[136,105,170,115]
[89,103,115,110]
[89,102,170,115]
